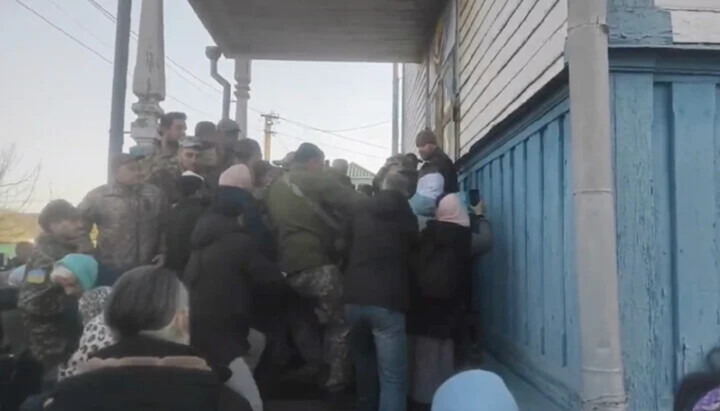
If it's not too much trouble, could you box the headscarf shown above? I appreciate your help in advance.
[78,286,112,326]
[436,193,471,228]
[52,254,99,292]
[432,370,519,411]
[219,164,253,189]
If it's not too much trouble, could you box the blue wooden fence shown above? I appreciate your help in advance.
[462,93,581,409]
[613,69,720,411]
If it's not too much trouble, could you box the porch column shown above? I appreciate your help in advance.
[234,57,252,139]
[131,0,165,150]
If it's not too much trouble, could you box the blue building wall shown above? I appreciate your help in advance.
[461,87,582,410]
[612,49,720,411]
[462,50,720,411]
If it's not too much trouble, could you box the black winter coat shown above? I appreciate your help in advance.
[184,208,286,366]
[344,190,419,313]
[166,196,210,273]
[408,220,472,339]
[419,149,459,194]
[46,336,251,411]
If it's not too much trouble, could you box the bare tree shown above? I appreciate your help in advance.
[0,144,41,242]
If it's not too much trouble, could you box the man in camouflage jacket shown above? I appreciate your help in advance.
[18,200,90,370]
[78,153,168,274]
[142,112,187,203]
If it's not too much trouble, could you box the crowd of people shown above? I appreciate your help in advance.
[0,112,518,411]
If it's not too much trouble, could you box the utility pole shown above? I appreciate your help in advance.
[108,0,132,182]
[261,113,279,161]
[392,63,400,156]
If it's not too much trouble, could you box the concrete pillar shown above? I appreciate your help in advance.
[234,57,252,139]
[131,0,165,150]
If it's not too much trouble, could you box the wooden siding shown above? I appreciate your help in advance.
[464,94,580,409]
[613,74,720,411]
[402,62,429,152]
[457,0,567,154]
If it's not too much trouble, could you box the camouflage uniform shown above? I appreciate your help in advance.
[286,264,349,389]
[17,234,88,369]
[143,147,182,204]
[78,183,168,272]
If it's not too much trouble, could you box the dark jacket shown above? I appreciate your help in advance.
[165,196,210,273]
[419,149,459,194]
[408,220,472,338]
[46,336,251,411]
[344,190,418,313]
[184,208,286,366]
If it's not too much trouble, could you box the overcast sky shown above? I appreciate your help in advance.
[0,0,393,211]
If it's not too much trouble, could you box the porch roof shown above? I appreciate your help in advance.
[187,0,447,63]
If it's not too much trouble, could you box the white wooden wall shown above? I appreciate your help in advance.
[402,62,428,152]
[655,0,720,44]
[457,0,568,154]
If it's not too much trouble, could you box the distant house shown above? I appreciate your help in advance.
[347,162,375,188]
[0,211,39,260]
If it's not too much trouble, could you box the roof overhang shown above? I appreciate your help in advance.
[188,0,447,63]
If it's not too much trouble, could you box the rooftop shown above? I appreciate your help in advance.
[187,0,448,62]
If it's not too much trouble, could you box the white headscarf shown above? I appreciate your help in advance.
[432,370,519,411]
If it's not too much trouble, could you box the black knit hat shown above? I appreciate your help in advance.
[294,143,325,164]
[415,129,438,147]
[38,199,80,231]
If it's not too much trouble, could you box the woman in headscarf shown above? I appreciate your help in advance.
[431,370,518,411]
[58,286,114,380]
[217,164,275,260]
[407,193,472,410]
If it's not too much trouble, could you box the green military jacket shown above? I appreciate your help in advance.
[266,168,369,274]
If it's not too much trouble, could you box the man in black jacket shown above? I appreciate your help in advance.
[416,129,459,194]
[165,171,210,273]
[183,187,287,407]
[344,172,419,411]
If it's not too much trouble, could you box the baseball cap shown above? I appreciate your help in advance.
[194,121,217,141]
[111,152,145,171]
[180,136,209,150]
[273,151,296,167]
[217,118,241,133]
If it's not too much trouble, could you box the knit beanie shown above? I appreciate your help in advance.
[432,370,519,411]
[219,164,253,189]
[416,128,438,147]
[55,254,99,292]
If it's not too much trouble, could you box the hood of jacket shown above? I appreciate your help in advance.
[190,210,244,251]
[371,190,410,220]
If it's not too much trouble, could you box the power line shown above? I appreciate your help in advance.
[47,0,112,48]
[326,120,390,133]
[16,0,112,64]
[275,131,385,160]
[17,0,216,120]
[278,116,389,150]
[87,0,223,96]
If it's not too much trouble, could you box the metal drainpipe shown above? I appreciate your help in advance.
[206,46,231,120]
[566,0,628,410]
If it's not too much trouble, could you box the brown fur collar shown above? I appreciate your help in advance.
[79,355,211,374]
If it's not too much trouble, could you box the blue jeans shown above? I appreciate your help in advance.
[346,304,407,411]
